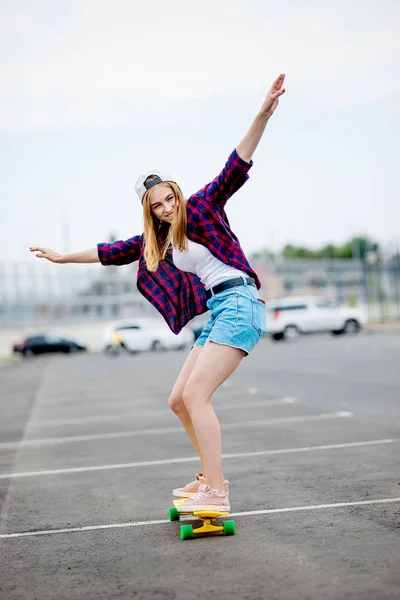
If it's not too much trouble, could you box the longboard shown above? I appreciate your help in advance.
[168,497,236,540]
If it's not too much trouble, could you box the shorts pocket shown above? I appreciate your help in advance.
[251,299,267,336]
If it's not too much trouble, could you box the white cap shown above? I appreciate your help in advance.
[134,169,174,203]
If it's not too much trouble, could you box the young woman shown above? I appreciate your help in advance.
[30,73,286,512]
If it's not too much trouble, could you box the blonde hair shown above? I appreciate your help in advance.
[142,181,188,272]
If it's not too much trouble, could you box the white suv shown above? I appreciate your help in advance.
[266,296,367,341]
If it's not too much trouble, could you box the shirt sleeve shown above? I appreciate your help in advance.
[201,149,253,207]
[97,235,143,266]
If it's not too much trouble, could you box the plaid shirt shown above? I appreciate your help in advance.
[97,149,260,334]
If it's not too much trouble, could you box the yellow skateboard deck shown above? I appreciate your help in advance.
[168,497,236,540]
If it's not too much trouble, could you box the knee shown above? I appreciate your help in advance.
[168,392,185,415]
[182,384,208,413]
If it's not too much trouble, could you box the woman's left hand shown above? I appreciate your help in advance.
[260,74,286,118]
[235,73,286,162]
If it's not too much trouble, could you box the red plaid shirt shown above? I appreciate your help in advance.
[98,149,260,334]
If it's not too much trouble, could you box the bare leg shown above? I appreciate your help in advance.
[168,346,204,467]
[182,341,246,491]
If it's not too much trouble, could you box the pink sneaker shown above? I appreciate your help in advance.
[177,484,230,512]
[172,473,206,498]
[173,475,229,498]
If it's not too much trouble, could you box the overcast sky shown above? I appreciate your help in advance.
[1,0,399,263]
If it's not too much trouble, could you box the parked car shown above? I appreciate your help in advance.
[13,335,87,357]
[103,318,195,355]
[266,296,367,341]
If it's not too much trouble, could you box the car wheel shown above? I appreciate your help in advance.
[151,340,163,352]
[344,319,360,335]
[331,329,344,336]
[271,333,285,341]
[104,345,120,357]
[22,348,35,357]
[283,325,300,341]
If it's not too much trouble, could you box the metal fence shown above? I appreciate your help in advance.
[252,255,400,322]
[0,261,154,327]
[1,254,400,328]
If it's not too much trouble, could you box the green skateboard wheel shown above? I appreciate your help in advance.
[168,507,180,521]
[222,520,236,535]
[180,524,194,540]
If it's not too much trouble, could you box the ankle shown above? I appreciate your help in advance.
[208,481,225,494]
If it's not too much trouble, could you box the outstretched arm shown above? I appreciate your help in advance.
[29,246,99,263]
[197,74,286,209]
[30,235,143,266]
[236,73,286,163]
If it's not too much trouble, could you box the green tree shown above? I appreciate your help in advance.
[280,237,379,260]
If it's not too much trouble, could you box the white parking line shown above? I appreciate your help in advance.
[37,388,278,410]
[0,411,353,449]
[31,397,298,428]
[1,497,399,539]
[0,437,397,479]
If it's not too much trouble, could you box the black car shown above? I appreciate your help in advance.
[12,335,87,357]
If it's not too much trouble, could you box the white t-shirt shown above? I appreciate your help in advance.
[172,238,247,290]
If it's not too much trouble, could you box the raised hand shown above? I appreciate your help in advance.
[29,246,64,263]
[235,73,286,162]
[260,74,286,117]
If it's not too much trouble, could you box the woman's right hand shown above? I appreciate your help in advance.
[29,246,65,263]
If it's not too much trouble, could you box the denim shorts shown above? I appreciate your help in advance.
[194,283,267,355]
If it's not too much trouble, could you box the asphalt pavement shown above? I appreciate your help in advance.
[0,331,399,600]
